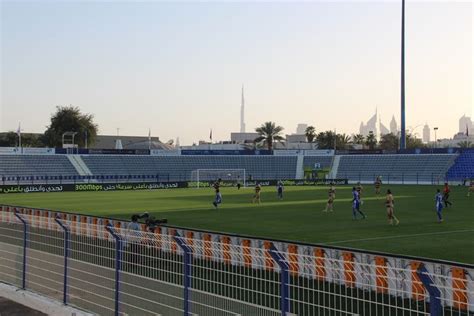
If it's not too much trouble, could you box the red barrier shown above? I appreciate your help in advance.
[343,252,356,288]
[314,248,326,281]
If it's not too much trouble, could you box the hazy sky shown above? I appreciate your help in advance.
[1,0,472,145]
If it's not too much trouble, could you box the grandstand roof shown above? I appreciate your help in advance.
[92,135,172,150]
[124,140,174,150]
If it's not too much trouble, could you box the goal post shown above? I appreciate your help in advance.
[190,169,246,188]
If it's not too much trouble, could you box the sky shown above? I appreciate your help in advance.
[0,0,472,145]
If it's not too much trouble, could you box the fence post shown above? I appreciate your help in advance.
[416,264,442,316]
[14,210,28,290]
[54,214,70,305]
[174,232,193,316]
[268,244,290,316]
[106,224,123,316]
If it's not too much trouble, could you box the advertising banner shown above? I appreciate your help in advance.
[0,179,347,193]
[0,181,188,194]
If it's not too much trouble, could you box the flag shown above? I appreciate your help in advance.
[148,129,151,150]
[17,122,22,150]
[210,129,213,141]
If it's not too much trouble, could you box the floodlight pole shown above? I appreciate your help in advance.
[400,0,406,150]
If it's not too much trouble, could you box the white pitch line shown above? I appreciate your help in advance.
[324,229,474,244]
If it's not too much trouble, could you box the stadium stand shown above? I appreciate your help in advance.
[447,150,474,181]
[81,155,298,181]
[335,154,457,184]
[2,152,468,185]
[302,156,333,169]
[0,155,78,178]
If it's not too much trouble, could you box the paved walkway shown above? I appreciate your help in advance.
[0,296,46,316]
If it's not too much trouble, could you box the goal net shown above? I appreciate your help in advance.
[190,169,246,188]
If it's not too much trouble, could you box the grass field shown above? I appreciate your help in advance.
[1,184,473,263]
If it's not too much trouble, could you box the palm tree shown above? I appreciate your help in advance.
[305,126,316,143]
[365,132,377,150]
[458,140,473,148]
[255,122,285,150]
[352,134,365,145]
[316,131,336,149]
[337,133,352,150]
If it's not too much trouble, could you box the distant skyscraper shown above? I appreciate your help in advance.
[296,124,308,135]
[359,108,378,139]
[379,117,390,135]
[390,116,398,135]
[423,123,430,143]
[359,109,396,139]
[240,85,246,133]
[459,115,473,135]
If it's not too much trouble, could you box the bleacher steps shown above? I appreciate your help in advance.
[67,155,93,176]
[328,155,341,179]
[295,153,304,179]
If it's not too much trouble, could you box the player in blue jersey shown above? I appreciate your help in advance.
[212,178,222,209]
[352,187,366,220]
[435,189,444,222]
[276,180,284,200]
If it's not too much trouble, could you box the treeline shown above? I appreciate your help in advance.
[254,122,428,150]
[1,106,98,148]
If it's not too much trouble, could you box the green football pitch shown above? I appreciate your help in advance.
[1,184,473,264]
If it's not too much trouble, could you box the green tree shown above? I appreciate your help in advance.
[316,131,336,149]
[305,126,316,143]
[379,133,399,150]
[0,132,45,147]
[406,133,424,149]
[0,132,19,147]
[352,134,365,145]
[336,133,352,150]
[254,122,284,150]
[44,106,98,147]
[365,132,377,150]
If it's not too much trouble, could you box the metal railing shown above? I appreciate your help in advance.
[1,208,472,316]
[338,173,450,185]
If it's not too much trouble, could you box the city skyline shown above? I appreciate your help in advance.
[1,1,472,145]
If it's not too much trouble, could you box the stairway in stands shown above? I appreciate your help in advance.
[328,155,341,179]
[67,155,93,176]
[295,154,305,179]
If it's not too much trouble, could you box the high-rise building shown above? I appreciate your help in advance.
[379,117,390,135]
[423,123,430,143]
[459,115,473,136]
[390,116,398,135]
[359,108,378,139]
[296,124,308,135]
[240,85,246,133]
[359,109,398,139]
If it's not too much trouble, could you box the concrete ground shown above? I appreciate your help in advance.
[0,296,47,316]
